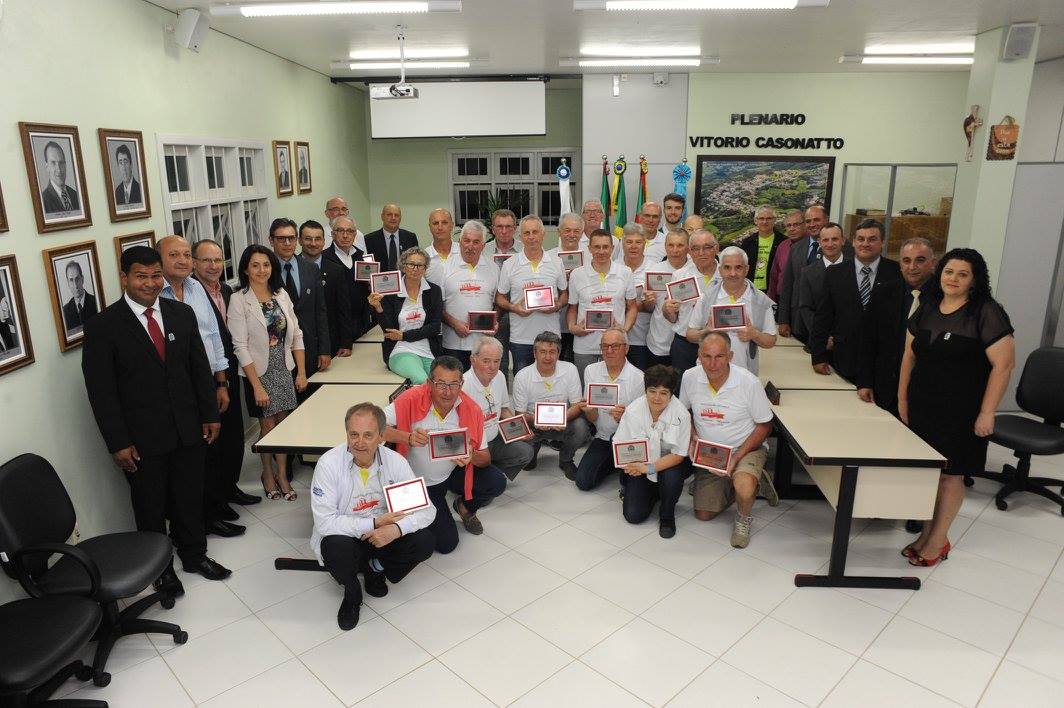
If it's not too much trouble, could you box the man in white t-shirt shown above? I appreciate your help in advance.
[425,208,461,284]
[434,219,499,371]
[619,222,655,369]
[580,199,605,250]
[679,332,777,549]
[462,336,534,480]
[645,229,691,370]
[634,201,667,263]
[511,331,592,480]
[669,229,721,373]
[546,212,591,363]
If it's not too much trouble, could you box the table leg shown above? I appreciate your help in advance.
[773,429,824,501]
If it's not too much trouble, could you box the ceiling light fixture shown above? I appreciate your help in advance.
[573,0,828,10]
[332,60,470,70]
[349,47,468,59]
[839,54,973,65]
[579,44,701,57]
[563,57,715,67]
[210,1,461,18]
[864,40,975,55]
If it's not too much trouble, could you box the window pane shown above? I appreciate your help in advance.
[206,156,217,189]
[176,155,189,192]
[166,155,179,193]
[457,188,491,223]
[497,186,531,219]
[888,165,956,260]
[539,185,561,226]
[213,156,225,189]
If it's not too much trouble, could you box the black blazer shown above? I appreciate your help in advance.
[41,183,80,214]
[321,244,371,337]
[809,257,901,381]
[737,230,785,291]
[797,258,832,338]
[857,279,931,415]
[302,253,353,354]
[365,228,419,271]
[777,235,813,333]
[375,280,443,363]
[286,258,330,373]
[62,293,98,331]
[81,297,218,456]
[115,178,142,205]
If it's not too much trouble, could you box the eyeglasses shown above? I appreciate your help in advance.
[332,228,356,235]
[404,262,427,270]
[272,236,297,243]
[430,379,462,392]
[600,343,626,351]
[326,206,349,214]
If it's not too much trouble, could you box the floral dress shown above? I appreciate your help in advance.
[258,298,297,417]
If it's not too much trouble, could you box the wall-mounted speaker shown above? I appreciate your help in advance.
[172,8,209,52]
[1002,22,1038,61]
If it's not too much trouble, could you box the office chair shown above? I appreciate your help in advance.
[0,454,187,688]
[965,346,1064,514]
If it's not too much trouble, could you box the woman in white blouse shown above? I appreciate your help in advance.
[368,247,443,384]
[613,365,693,538]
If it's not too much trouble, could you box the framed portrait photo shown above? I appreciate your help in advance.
[0,181,8,233]
[43,240,105,352]
[19,122,92,233]
[272,140,293,197]
[0,255,35,377]
[428,428,469,461]
[113,231,156,271]
[98,128,151,223]
[295,141,312,194]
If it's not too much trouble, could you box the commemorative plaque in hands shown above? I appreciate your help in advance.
[691,439,733,476]
[558,250,584,272]
[666,276,699,303]
[711,303,747,330]
[370,270,401,295]
[584,309,613,330]
[498,414,532,443]
[355,259,380,281]
[612,439,649,467]
[533,401,567,428]
[428,428,469,461]
[523,285,555,311]
[383,477,430,514]
[468,310,498,333]
[585,382,619,409]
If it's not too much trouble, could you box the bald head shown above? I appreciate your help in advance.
[381,203,402,232]
[325,196,349,222]
[156,235,193,282]
[428,208,454,242]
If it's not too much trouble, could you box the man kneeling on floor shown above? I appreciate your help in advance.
[310,403,436,630]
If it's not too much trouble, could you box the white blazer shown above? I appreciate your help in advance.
[228,287,305,377]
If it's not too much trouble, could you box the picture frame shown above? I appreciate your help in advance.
[558,250,584,272]
[370,270,401,295]
[666,276,700,303]
[533,401,567,428]
[113,231,156,270]
[711,303,748,330]
[645,271,672,292]
[498,414,533,443]
[383,477,430,514]
[0,181,8,233]
[355,259,380,281]
[98,128,151,223]
[468,310,498,333]
[612,439,649,468]
[692,439,733,476]
[584,309,613,330]
[295,140,312,194]
[19,122,93,233]
[272,140,293,197]
[428,428,469,461]
[43,240,105,352]
[0,255,35,377]
[523,285,555,310]
[586,382,619,409]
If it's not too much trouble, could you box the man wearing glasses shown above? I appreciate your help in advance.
[324,196,367,255]
[322,215,371,337]
[580,199,605,250]
[383,356,507,551]
[486,208,521,379]
[669,229,721,373]
[299,220,353,360]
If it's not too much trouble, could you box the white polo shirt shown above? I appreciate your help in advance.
[462,368,510,443]
[512,360,583,414]
[436,257,499,351]
[614,395,692,482]
[385,397,488,487]
[497,250,569,345]
[643,230,668,263]
[645,259,685,356]
[546,245,591,335]
[425,241,462,284]
[567,261,637,355]
[623,256,654,347]
[679,364,773,449]
[670,263,721,338]
[582,360,645,440]
[686,281,777,374]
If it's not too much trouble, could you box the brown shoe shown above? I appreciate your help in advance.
[452,497,483,535]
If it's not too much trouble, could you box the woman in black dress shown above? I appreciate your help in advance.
[897,248,1015,566]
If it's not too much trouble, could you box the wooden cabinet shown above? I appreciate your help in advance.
[844,214,950,259]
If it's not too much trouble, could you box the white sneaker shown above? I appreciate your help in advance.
[731,514,753,548]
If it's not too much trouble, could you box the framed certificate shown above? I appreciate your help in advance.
[646,271,672,292]
[383,477,430,514]
[712,303,747,330]
[362,253,375,261]
[666,276,699,303]
[370,270,401,295]
[523,285,555,310]
[493,253,514,267]
[468,310,498,333]
[584,309,613,330]
[498,414,532,443]
[692,439,733,476]
[533,401,567,428]
[428,428,469,461]
[585,382,619,409]
[612,439,649,467]
[355,260,380,281]
[558,250,584,272]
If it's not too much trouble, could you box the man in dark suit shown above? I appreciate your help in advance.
[778,205,829,341]
[299,219,353,358]
[322,215,371,337]
[364,203,418,272]
[114,144,142,206]
[810,219,901,382]
[40,141,81,214]
[736,206,785,293]
[797,225,848,338]
[61,261,98,333]
[277,148,291,191]
[82,246,231,594]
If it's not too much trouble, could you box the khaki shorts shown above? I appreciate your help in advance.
[693,447,769,514]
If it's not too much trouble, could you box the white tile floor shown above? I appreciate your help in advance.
[55,442,1064,707]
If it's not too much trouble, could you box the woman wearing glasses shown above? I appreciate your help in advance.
[369,247,443,384]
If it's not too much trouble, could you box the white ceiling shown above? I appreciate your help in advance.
[151,0,1064,80]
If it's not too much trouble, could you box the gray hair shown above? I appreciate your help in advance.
[519,214,544,232]
[558,212,585,231]
[601,326,629,345]
[582,199,604,212]
[784,209,804,221]
[330,215,355,230]
[719,245,749,266]
[689,229,719,247]
[460,219,488,240]
[345,402,386,432]
[901,237,935,258]
[700,330,732,349]
[399,246,429,267]
[754,205,776,219]
[471,336,504,357]
[533,330,562,349]
[622,222,646,239]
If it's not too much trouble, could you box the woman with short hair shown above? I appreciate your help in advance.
[369,246,443,384]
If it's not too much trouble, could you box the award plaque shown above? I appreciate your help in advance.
[585,382,619,409]
[370,270,401,295]
[612,439,649,467]
[533,401,567,428]
[645,271,672,292]
[355,259,380,281]
[523,285,555,310]
[584,309,613,330]
[468,311,498,333]
[362,253,375,261]
[692,439,733,476]
[383,477,430,514]
[558,250,584,272]
[498,414,533,443]
[666,276,699,303]
[711,303,747,330]
[428,428,469,461]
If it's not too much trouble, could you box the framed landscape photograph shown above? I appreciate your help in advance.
[295,140,312,194]
[43,240,105,352]
[693,155,835,245]
[19,121,93,233]
[273,140,293,197]
[113,231,156,270]
[0,255,34,377]
[98,128,152,223]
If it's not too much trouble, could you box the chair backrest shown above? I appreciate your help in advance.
[1016,346,1064,425]
[0,454,77,579]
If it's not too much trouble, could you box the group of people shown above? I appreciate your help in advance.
[79,192,1015,632]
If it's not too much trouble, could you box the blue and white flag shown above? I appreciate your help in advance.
[556,159,573,216]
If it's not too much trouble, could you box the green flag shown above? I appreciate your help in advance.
[599,156,611,234]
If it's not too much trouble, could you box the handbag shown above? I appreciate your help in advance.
[986,116,1020,161]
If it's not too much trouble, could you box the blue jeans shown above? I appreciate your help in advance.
[575,437,618,491]
[510,343,535,374]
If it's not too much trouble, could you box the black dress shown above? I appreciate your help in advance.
[906,298,1013,475]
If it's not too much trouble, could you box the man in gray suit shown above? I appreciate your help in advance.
[797,223,847,337]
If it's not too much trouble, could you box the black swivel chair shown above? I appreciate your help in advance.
[965,346,1064,514]
[0,454,188,688]
[0,595,107,707]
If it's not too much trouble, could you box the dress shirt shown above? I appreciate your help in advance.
[201,279,227,321]
[854,256,880,284]
[160,276,228,373]
[123,293,165,337]
[277,255,301,294]
[331,243,359,270]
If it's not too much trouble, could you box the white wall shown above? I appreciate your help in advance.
[1018,57,1064,162]
[0,0,369,603]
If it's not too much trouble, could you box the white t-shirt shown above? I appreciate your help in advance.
[512,360,583,414]
[582,360,645,440]
[384,397,487,486]
[546,245,591,335]
[389,279,434,360]
[645,259,686,356]
[686,281,777,374]
[425,241,462,285]
[623,256,654,347]
[678,364,773,450]
[437,258,499,351]
[497,250,569,345]
[462,368,510,443]
[643,230,668,263]
[614,395,692,482]
[567,261,637,355]
[670,263,722,337]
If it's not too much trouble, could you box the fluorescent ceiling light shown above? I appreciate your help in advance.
[865,40,975,55]
[579,44,701,57]
[349,47,469,59]
[577,57,703,67]
[210,1,461,18]
[335,60,470,69]
[860,55,973,65]
[574,0,805,10]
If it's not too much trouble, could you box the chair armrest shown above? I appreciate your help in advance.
[11,542,102,599]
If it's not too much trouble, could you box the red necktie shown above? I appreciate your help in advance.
[145,307,166,361]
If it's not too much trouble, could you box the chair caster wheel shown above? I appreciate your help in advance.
[174,630,189,645]
[93,672,112,687]
[75,665,94,681]
[963,476,974,487]
[160,595,175,610]
[995,498,1008,511]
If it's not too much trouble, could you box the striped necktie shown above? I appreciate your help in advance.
[858,265,872,308]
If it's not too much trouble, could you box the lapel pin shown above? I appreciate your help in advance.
[944,332,951,340]
[168,333,175,341]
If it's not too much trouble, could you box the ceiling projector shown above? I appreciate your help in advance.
[371,83,419,100]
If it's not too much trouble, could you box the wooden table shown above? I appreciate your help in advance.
[758,344,855,391]
[773,335,805,348]
[356,325,384,344]
[309,343,406,386]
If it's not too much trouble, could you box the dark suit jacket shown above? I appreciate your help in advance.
[810,257,902,381]
[286,258,330,374]
[62,292,98,331]
[41,183,80,214]
[857,279,932,415]
[797,258,832,338]
[375,281,443,363]
[81,297,218,456]
[321,244,371,337]
[0,321,18,351]
[115,178,142,206]
[365,228,419,271]
[301,253,353,354]
[737,230,785,292]
[777,235,813,333]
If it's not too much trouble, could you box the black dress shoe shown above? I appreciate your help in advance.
[153,568,185,597]
[337,597,361,631]
[216,505,240,521]
[206,520,246,537]
[363,570,388,598]
[183,557,232,581]
[229,488,261,505]
[659,519,676,539]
